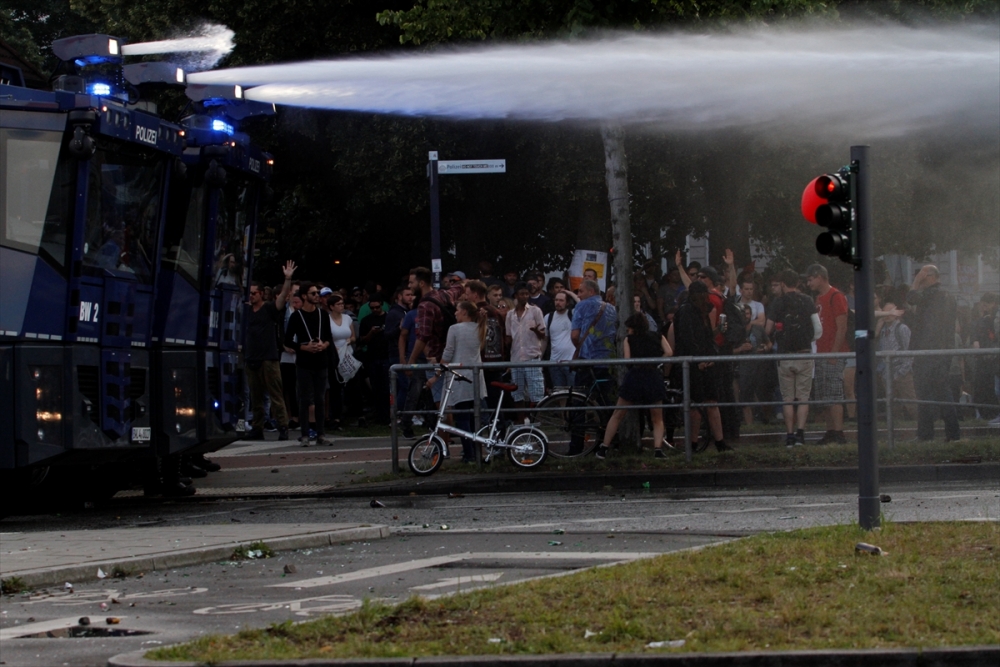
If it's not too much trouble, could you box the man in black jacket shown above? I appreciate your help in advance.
[244,260,296,441]
[907,265,960,441]
[284,281,333,446]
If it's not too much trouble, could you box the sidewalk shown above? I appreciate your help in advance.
[0,523,389,590]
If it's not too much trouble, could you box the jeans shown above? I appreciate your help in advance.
[548,365,576,390]
[296,366,328,437]
[914,357,959,441]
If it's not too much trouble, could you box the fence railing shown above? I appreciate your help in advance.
[388,347,999,472]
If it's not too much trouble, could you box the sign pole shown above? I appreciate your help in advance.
[852,144,880,530]
[428,151,442,289]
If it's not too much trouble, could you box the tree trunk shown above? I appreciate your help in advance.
[601,122,640,451]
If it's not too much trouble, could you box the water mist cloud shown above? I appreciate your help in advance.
[122,23,235,71]
[186,24,999,137]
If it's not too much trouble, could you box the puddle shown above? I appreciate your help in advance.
[20,625,153,639]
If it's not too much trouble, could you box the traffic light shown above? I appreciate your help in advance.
[801,167,857,265]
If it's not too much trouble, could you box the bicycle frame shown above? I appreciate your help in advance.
[430,370,508,457]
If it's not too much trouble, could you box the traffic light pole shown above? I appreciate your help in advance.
[852,144,880,530]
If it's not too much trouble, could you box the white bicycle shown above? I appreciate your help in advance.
[407,365,548,476]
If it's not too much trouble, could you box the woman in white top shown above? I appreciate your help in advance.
[428,301,488,463]
[326,294,355,429]
[327,294,356,355]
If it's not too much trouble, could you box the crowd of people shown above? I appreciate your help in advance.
[240,254,1000,455]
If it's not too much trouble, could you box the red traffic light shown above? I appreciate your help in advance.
[801,176,823,224]
[802,172,851,227]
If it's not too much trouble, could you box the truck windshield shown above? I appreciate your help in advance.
[81,149,165,283]
[162,181,206,288]
[0,128,74,270]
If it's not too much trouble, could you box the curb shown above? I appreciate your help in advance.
[328,462,1000,499]
[107,645,1000,666]
[6,525,390,591]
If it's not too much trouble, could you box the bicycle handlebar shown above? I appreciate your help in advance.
[438,363,473,383]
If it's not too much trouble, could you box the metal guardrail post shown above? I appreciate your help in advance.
[885,356,895,451]
[682,360,692,462]
[472,364,482,467]
[390,368,399,473]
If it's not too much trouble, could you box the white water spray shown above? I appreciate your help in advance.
[187,24,999,137]
[122,23,235,71]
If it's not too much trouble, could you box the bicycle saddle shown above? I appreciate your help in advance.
[491,381,518,392]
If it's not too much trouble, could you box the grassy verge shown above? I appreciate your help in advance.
[149,521,999,662]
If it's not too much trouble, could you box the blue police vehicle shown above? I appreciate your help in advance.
[0,34,273,507]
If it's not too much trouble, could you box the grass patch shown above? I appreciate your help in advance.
[230,541,274,561]
[0,576,27,595]
[149,522,999,662]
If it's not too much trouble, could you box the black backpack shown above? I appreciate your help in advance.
[779,293,814,352]
[721,296,747,348]
[422,293,457,341]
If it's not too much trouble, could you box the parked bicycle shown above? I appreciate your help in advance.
[533,371,613,457]
[407,365,549,476]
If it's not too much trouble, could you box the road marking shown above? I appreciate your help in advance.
[269,555,465,589]
[194,594,363,617]
[410,573,504,591]
[271,552,661,589]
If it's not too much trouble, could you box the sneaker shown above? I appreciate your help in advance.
[786,433,797,448]
[654,449,666,459]
[795,429,806,446]
[264,419,278,432]
[989,415,1000,427]
[595,445,609,460]
[277,427,289,441]
[299,436,310,447]
[308,428,318,441]
[315,435,326,446]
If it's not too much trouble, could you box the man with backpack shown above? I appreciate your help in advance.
[698,266,744,443]
[807,264,850,444]
[767,269,823,448]
[406,266,465,406]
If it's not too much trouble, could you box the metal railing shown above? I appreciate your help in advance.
[388,347,999,472]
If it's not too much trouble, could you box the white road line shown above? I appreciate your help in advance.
[270,552,662,589]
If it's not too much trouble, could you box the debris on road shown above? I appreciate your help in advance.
[855,542,886,556]
[647,640,686,648]
[370,499,386,508]
[283,564,298,574]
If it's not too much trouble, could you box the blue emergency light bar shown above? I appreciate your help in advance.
[211,119,235,135]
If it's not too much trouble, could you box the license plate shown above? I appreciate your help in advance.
[131,427,151,442]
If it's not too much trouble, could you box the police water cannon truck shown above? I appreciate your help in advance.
[0,34,273,508]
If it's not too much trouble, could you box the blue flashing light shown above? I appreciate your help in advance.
[211,119,235,136]
[213,400,220,410]
[88,82,112,96]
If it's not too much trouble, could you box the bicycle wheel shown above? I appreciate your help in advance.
[408,435,445,476]
[506,428,547,469]
[535,392,603,458]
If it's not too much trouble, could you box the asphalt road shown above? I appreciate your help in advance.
[1,482,997,667]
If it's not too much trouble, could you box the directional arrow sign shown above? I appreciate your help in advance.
[409,572,504,591]
[438,159,506,175]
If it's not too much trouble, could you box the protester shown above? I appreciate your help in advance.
[284,281,333,446]
[595,313,672,459]
[806,264,850,444]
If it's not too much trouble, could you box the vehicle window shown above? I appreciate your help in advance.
[0,129,73,270]
[81,150,164,283]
